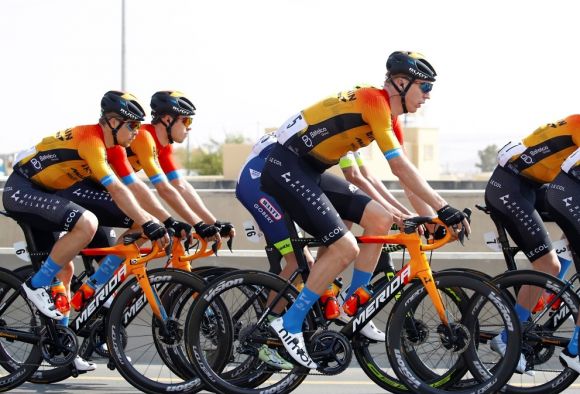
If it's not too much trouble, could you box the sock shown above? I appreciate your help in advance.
[59,316,69,327]
[500,304,530,343]
[91,255,124,287]
[557,256,573,280]
[282,287,319,334]
[31,257,62,288]
[344,268,373,301]
[567,326,580,356]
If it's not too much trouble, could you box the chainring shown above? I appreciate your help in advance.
[39,325,78,366]
[309,330,352,375]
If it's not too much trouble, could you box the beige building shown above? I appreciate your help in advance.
[222,125,441,181]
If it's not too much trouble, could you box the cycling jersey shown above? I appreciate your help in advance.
[497,115,580,184]
[276,86,403,171]
[12,125,117,190]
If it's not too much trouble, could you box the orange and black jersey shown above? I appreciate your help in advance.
[12,125,117,190]
[499,115,580,183]
[276,86,402,171]
[106,124,181,185]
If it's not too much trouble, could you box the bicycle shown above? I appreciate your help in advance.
[0,212,230,393]
[184,214,522,394]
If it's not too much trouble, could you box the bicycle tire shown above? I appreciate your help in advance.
[387,270,521,394]
[106,268,229,394]
[185,269,312,394]
[0,270,43,391]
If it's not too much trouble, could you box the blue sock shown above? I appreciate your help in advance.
[557,256,573,280]
[91,255,124,287]
[59,316,69,327]
[283,287,319,334]
[500,304,530,343]
[568,326,580,356]
[31,257,62,288]
[344,268,373,301]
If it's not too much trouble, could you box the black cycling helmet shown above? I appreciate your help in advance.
[101,91,146,121]
[386,51,437,82]
[386,51,436,114]
[151,91,196,118]
[100,91,145,145]
[150,91,195,144]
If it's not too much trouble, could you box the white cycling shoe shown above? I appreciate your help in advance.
[338,310,385,342]
[22,280,64,320]
[560,348,580,373]
[73,356,97,371]
[270,317,317,369]
[490,335,534,376]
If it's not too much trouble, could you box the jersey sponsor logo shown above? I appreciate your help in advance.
[499,194,510,204]
[281,172,291,183]
[301,134,313,148]
[520,154,534,164]
[308,127,329,139]
[526,243,549,259]
[63,209,80,231]
[30,158,41,170]
[267,157,282,166]
[528,146,550,156]
[249,168,261,179]
[489,180,502,188]
[38,153,58,162]
[563,196,573,207]
[259,197,282,221]
[348,184,359,193]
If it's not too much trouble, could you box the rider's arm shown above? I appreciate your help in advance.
[155,180,203,224]
[104,179,156,225]
[125,178,172,223]
[169,178,216,224]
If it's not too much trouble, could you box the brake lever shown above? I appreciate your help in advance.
[226,237,233,252]
[211,242,219,256]
[457,227,465,246]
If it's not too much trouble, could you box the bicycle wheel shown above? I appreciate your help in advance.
[106,268,229,394]
[353,274,471,393]
[387,270,521,394]
[0,270,43,391]
[489,270,580,394]
[185,269,312,394]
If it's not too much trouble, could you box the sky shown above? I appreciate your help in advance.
[2,0,580,173]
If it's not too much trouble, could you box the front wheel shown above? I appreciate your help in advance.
[387,271,521,394]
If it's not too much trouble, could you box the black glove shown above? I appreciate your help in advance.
[215,220,234,237]
[142,220,167,241]
[163,216,193,238]
[193,221,219,238]
[436,205,465,226]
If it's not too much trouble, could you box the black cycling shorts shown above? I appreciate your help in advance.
[260,143,372,246]
[3,172,132,233]
[484,166,552,262]
[546,171,580,259]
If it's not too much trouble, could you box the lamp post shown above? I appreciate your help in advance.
[121,0,126,90]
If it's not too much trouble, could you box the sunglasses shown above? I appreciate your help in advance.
[124,120,141,132]
[416,81,433,94]
[181,117,193,128]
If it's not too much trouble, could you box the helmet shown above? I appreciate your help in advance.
[101,91,146,121]
[150,91,196,118]
[386,51,437,82]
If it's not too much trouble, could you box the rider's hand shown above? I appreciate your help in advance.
[163,216,193,240]
[142,220,169,248]
[194,221,221,242]
[436,205,471,238]
[215,220,235,238]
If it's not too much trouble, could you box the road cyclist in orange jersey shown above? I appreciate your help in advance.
[2,90,170,372]
[259,51,470,367]
[485,115,580,374]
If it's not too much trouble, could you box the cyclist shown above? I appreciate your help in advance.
[112,91,233,238]
[2,91,169,371]
[546,147,580,371]
[485,115,580,375]
[260,51,469,368]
